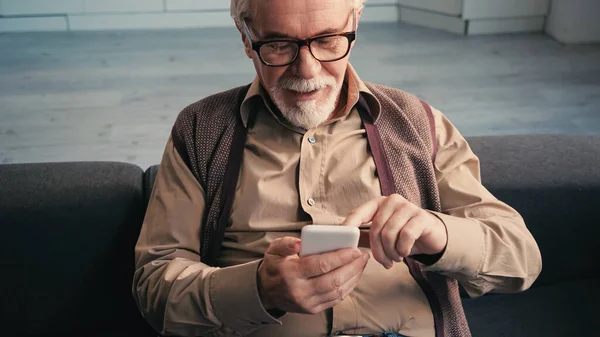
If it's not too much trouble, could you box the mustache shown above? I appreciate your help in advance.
[276,76,338,93]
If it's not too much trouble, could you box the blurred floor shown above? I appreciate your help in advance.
[1,22,599,169]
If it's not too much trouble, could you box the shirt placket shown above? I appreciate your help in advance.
[299,128,322,220]
[298,127,360,335]
[299,126,340,225]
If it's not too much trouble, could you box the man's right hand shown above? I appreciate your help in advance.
[257,237,370,315]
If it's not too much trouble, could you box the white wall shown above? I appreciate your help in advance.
[462,0,550,19]
[546,0,600,43]
[0,0,399,32]
[398,0,549,35]
[398,0,463,16]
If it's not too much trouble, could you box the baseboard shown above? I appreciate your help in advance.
[468,16,545,35]
[398,0,463,16]
[400,6,546,36]
[67,11,232,31]
[399,7,466,34]
[0,16,68,32]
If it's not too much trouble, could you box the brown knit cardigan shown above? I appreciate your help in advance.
[171,83,472,337]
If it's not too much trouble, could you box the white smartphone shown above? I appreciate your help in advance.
[299,225,360,257]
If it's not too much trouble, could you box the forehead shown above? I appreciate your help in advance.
[251,0,352,39]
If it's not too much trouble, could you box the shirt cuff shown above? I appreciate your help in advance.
[209,259,283,333]
[422,211,485,278]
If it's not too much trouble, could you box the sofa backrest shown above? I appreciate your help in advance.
[469,135,600,287]
[144,134,600,289]
[0,162,155,337]
[2,134,598,337]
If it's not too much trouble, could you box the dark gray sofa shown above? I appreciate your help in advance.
[1,135,599,337]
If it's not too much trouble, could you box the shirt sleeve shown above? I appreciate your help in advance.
[422,108,543,298]
[132,137,282,337]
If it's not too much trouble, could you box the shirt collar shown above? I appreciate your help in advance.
[239,63,381,128]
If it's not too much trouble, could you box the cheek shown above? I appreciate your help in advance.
[255,62,288,89]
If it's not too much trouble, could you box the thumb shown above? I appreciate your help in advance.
[266,237,301,257]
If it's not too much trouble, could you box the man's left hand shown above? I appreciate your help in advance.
[343,194,448,269]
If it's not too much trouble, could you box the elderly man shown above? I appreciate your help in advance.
[133,0,542,336]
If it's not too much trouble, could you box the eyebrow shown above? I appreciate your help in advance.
[260,28,342,40]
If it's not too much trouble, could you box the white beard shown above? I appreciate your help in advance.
[268,76,340,130]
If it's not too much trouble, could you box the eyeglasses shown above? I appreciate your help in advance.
[242,9,357,67]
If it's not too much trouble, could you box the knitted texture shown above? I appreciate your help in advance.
[171,85,250,265]
[172,83,471,336]
[366,83,471,337]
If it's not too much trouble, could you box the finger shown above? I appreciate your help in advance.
[370,223,391,269]
[266,237,302,257]
[310,268,363,309]
[371,195,411,264]
[380,210,415,263]
[368,197,399,263]
[396,216,426,258]
[342,197,386,228]
[371,195,404,235]
[311,251,370,294]
[300,248,362,278]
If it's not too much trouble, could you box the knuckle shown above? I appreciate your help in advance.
[331,274,343,289]
[389,194,405,203]
[319,259,331,274]
[399,247,411,258]
[371,219,383,233]
[402,229,417,242]
[337,285,345,300]
[407,202,420,213]
[381,227,397,243]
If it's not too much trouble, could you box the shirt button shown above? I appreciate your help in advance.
[308,136,316,144]
[307,198,315,206]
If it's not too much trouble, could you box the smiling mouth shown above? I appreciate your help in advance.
[289,89,321,101]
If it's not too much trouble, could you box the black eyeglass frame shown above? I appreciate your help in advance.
[242,9,358,67]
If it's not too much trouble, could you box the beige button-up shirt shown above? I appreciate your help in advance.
[133,65,542,337]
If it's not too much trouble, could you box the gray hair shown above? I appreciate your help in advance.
[230,0,366,28]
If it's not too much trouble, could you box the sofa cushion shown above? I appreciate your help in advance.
[463,278,599,336]
[469,135,600,287]
[0,162,155,337]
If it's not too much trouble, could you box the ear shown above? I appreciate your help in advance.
[236,24,254,59]
[350,9,363,48]
[242,34,253,59]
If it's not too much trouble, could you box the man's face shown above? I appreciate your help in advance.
[242,0,356,129]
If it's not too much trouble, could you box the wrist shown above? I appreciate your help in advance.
[257,263,275,311]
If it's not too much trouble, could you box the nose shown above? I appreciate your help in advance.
[291,46,321,79]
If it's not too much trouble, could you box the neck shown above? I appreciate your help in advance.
[327,79,349,121]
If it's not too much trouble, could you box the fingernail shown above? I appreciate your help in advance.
[352,250,361,259]
[363,252,370,260]
[385,262,393,269]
